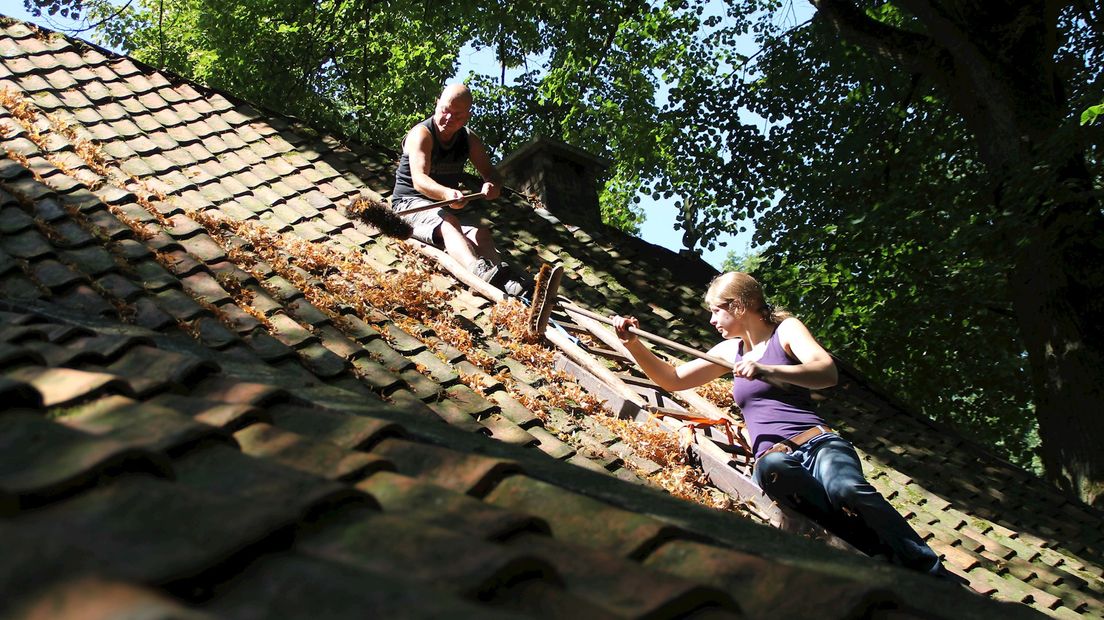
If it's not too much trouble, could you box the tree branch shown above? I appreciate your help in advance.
[810,0,939,68]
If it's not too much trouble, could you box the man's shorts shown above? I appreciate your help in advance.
[391,196,481,247]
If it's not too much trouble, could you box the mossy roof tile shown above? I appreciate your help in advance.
[372,438,521,496]
[0,475,297,595]
[479,413,540,447]
[234,422,391,482]
[150,287,205,321]
[30,258,84,290]
[6,365,132,407]
[149,393,265,431]
[299,508,559,600]
[485,475,686,558]
[205,553,516,619]
[1,228,54,259]
[293,341,348,378]
[0,412,170,511]
[513,532,742,618]
[124,297,173,330]
[60,395,231,455]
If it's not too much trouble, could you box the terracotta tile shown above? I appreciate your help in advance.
[181,270,232,306]
[526,426,577,460]
[129,297,176,330]
[149,393,266,431]
[267,404,401,450]
[293,341,348,378]
[82,208,133,240]
[174,443,374,518]
[8,577,209,620]
[6,366,132,407]
[409,350,457,384]
[1,228,53,259]
[566,453,617,475]
[204,553,509,619]
[151,287,205,321]
[0,475,295,591]
[347,356,405,393]
[285,297,331,327]
[29,259,84,290]
[240,330,295,362]
[371,438,521,496]
[509,532,741,618]
[0,412,172,513]
[59,245,119,277]
[23,333,139,366]
[485,390,541,428]
[485,475,689,558]
[234,422,391,482]
[102,345,219,391]
[298,509,559,600]
[0,207,35,236]
[191,315,241,349]
[60,395,231,454]
[265,312,314,348]
[478,413,539,447]
[357,471,549,542]
[191,375,288,406]
[346,321,403,360]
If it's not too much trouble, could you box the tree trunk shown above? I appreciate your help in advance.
[1009,209,1104,508]
[813,0,1104,505]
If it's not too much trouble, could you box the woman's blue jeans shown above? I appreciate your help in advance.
[753,434,941,573]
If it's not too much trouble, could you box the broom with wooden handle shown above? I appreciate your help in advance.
[350,192,486,239]
[526,288,793,391]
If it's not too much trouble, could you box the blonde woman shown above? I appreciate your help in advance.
[613,272,950,579]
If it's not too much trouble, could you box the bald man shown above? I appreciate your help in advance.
[391,84,529,297]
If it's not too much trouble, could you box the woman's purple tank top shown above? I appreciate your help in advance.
[731,328,825,457]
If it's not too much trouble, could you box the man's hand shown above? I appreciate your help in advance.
[445,188,466,209]
[481,181,500,200]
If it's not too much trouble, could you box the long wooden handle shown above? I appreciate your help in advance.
[559,298,794,392]
[558,300,735,369]
[394,192,487,217]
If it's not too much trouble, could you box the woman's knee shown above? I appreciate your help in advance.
[755,452,797,489]
[824,479,877,512]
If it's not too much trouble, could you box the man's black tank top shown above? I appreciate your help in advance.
[392,118,470,199]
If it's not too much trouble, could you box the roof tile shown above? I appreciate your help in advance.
[357,471,550,542]
[149,393,266,431]
[60,395,231,454]
[485,475,688,558]
[173,442,374,519]
[234,422,392,482]
[292,341,349,377]
[0,475,297,593]
[0,412,171,512]
[298,508,560,600]
[6,366,131,407]
[512,531,741,618]
[204,553,517,619]
[372,438,521,496]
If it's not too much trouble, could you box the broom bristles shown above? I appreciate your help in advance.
[348,195,413,240]
[527,263,562,336]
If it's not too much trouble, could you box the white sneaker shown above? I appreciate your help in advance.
[468,258,500,283]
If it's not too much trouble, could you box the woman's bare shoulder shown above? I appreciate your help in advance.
[708,338,742,358]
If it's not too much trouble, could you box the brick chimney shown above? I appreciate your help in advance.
[498,137,611,227]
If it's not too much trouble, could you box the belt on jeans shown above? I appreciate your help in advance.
[761,425,834,457]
